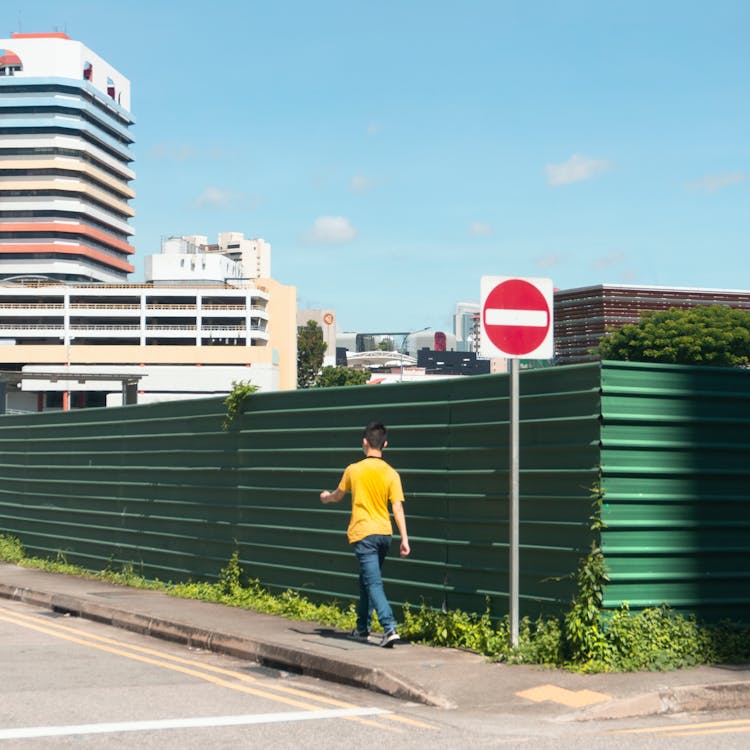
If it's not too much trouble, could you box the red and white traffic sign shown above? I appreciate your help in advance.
[480,276,554,359]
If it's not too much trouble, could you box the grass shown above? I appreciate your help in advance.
[2,534,749,672]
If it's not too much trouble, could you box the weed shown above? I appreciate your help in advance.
[222,380,258,430]
[1,532,748,672]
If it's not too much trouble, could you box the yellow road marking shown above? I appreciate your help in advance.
[611,718,750,735]
[0,606,403,733]
[380,713,437,729]
[666,726,750,737]
[516,684,610,708]
[2,604,357,708]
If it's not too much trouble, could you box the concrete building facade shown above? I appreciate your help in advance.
[297,308,337,367]
[454,301,481,353]
[0,277,297,409]
[554,283,750,364]
[0,33,135,283]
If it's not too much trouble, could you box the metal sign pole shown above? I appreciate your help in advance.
[480,275,553,652]
[509,357,520,648]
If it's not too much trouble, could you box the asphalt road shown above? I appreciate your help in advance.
[2,598,750,749]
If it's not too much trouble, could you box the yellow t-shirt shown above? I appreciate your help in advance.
[338,456,405,544]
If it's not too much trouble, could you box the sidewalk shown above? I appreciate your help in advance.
[2,563,750,720]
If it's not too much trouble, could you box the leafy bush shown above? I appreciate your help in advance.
[596,305,750,367]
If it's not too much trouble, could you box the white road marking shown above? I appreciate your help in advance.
[0,708,389,740]
[485,308,548,327]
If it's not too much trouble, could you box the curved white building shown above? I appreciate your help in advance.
[0,33,135,283]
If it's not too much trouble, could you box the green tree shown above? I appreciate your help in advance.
[315,366,370,388]
[596,305,750,367]
[297,320,327,388]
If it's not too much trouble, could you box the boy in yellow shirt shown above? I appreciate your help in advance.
[320,422,410,647]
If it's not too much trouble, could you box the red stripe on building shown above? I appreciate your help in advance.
[0,244,134,273]
[0,222,134,255]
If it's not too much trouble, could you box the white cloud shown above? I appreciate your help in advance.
[546,153,613,186]
[351,175,376,193]
[150,143,195,161]
[194,186,259,210]
[367,122,383,136]
[687,172,746,192]
[468,221,494,237]
[195,186,234,208]
[592,250,626,270]
[306,216,358,244]
[535,254,561,269]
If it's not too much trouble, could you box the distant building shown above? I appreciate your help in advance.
[145,232,270,285]
[403,330,456,357]
[216,231,270,279]
[146,235,240,285]
[454,302,481,353]
[417,350,490,375]
[0,32,135,283]
[297,308,337,366]
[334,328,491,379]
[555,283,750,364]
[336,329,458,358]
[335,332,401,354]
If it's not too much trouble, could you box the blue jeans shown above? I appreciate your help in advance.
[353,534,397,634]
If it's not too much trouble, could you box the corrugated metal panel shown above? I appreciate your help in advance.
[600,360,750,621]
[0,365,602,618]
[230,368,601,619]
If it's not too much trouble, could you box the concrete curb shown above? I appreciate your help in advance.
[0,582,453,709]
[574,681,750,721]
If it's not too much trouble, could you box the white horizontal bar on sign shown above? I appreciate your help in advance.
[485,308,548,327]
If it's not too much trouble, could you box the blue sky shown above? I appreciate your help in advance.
[11,1,749,332]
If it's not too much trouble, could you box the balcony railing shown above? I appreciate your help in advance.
[0,324,267,333]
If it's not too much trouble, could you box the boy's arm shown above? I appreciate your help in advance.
[320,488,345,504]
[391,501,410,557]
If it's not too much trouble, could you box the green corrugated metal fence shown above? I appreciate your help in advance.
[1,360,748,621]
[599,361,750,621]
[0,364,601,619]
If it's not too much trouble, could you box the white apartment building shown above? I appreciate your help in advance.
[217,231,270,279]
[0,32,135,283]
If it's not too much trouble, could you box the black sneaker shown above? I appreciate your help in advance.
[348,629,370,643]
[379,629,400,648]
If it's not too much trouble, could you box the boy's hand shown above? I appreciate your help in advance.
[320,489,344,504]
[400,539,410,557]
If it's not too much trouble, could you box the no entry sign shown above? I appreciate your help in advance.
[480,276,554,359]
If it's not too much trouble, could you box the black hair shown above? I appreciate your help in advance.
[363,422,387,450]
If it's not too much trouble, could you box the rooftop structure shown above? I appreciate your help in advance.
[146,233,271,285]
